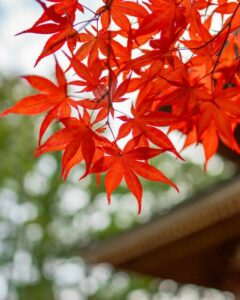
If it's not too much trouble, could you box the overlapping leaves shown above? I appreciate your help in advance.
[1,0,240,212]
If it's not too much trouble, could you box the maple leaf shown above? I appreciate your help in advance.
[68,55,105,93]
[155,71,209,116]
[135,0,186,39]
[215,35,240,84]
[0,60,76,143]
[76,75,131,124]
[98,0,148,30]
[35,0,83,24]
[76,27,128,67]
[17,0,81,65]
[182,125,219,169]
[45,0,84,15]
[35,115,107,179]
[90,144,178,213]
[117,108,183,160]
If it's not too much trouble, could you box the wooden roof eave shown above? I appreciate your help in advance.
[83,175,240,269]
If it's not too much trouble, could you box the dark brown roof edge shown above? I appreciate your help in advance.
[83,175,240,266]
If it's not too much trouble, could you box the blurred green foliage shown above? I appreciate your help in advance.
[0,77,236,300]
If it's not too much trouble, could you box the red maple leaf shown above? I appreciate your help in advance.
[117,108,183,160]
[90,144,178,213]
[97,0,148,30]
[0,60,76,143]
[17,0,81,65]
[35,114,108,179]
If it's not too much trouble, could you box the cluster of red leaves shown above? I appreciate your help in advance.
[1,0,240,213]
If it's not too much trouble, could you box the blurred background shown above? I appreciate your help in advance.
[0,1,239,299]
